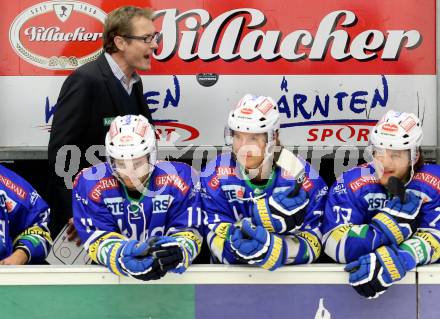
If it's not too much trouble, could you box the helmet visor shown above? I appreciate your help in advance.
[224,126,233,146]
[109,155,154,192]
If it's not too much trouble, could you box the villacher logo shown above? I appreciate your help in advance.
[9,1,106,70]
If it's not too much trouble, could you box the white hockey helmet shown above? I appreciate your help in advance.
[225,94,280,145]
[370,110,423,163]
[105,115,157,188]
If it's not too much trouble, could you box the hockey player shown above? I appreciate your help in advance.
[201,94,327,270]
[0,165,52,264]
[322,110,440,298]
[73,115,202,281]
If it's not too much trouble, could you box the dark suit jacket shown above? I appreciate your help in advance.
[47,53,153,235]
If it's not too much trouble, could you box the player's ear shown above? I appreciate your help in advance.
[114,35,126,52]
[275,131,280,145]
[415,151,420,163]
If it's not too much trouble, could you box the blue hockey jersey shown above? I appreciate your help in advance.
[72,161,202,269]
[323,163,440,265]
[201,153,327,265]
[0,164,51,263]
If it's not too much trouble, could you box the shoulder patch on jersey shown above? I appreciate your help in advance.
[282,171,314,191]
[280,166,314,192]
[413,172,440,192]
[301,176,314,192]
[333,182,347,195]
[89,177,119,202]
[348,175,379,192]
[0,174,27,200]
[155,174,189,195]
[0,190,17,213]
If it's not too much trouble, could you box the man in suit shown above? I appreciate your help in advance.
[48,6,157,240]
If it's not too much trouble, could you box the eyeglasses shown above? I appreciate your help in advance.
[121,32,160,44]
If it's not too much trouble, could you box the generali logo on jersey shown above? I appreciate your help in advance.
[9,1,106,70]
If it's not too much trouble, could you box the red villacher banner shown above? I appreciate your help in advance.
[0,0,435,76]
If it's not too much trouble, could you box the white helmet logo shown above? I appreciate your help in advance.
[381,123,398,134]
[240,108,253,115]
[119,135,134,143]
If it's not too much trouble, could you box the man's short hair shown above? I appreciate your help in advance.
[103,6,154,53]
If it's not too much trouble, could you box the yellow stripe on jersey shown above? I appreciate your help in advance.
[214,223,232,239]
[13,226,52,245]
[108,242,124,276]
[415,231,440,262]
[88,232,126,263]
[330,225,351,243]
[298,231,321,258]
[171,231,202,253]
[211,223,234,260]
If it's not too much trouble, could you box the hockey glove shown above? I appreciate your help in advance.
[230,219,285,271]
[149,236,187,274]
[372,191,423,245]
[110,239,166,281]
[252,185,309,234]
[345,245,416,299]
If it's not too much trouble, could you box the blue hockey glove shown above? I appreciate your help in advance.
[230,219,285,271]
[110,239,166,281]
[149,236,187,274]
[252,185,309,234]
[345,245,416,299]
[372,191,423,244]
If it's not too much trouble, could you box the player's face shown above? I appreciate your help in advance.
[114,156,152,191]
[373,148,411,186]
[232,131,267,169]
[122,17,158,71]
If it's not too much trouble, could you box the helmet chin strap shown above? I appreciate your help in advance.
[405,164,415,187]
[405,148,418,186]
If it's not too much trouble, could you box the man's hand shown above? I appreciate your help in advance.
[0,249,28,265]
[67,218,81,246]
